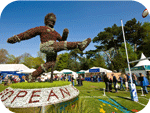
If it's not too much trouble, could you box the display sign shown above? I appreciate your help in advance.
[63,72,72,74]
[129,83,138,102]
[89,68,100,73]
[125,66,145,71]
[0,84,79,108]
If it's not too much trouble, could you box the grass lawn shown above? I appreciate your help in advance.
[74,81,150,113]
[0,81,150,113]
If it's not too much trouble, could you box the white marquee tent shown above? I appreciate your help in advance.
[44,70,62,78]
[60,69,78,78]
[125,53,150,77]
[17,68,36,74]
[134,53,150,67]
[0,64,29,71]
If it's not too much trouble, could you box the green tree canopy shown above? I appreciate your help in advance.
[0,49,8,64]
[55,53,70,71]
[124,18,145,52]
[112,43,137,72]
[137,22,150,57]
[92,53,107,68]
[22,56,45,69]
[91,18,144,71]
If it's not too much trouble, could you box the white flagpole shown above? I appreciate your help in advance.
[121,20,138,102]
[121,19,133,84]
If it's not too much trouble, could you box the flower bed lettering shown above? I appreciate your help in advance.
[0,84,79,108]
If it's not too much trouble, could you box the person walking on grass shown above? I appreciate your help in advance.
[123,74,128,91]
[132,73,138,86]
[119,75,125,90]
[77,75,82,86]
[112,73,118,93]
[71,75,75,86]
[127,73,130,83]
[108,76,113,92]
[103,74,109,92]
[139,73,149,94]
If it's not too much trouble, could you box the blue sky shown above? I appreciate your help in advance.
[0,1,150,57]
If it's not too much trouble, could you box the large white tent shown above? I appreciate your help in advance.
[60,69,78,78]
[17,68,36,74]
[53,70,62,74]
[134,53,150,67]
[0,64,29,71]
[125,53,150,77]
[78,67,112,77]
[45,70,62,78]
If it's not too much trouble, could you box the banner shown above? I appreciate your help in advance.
[89,68,100,73]
[129,83,138,102]
[125,66,145,71]
[0,84,79,108]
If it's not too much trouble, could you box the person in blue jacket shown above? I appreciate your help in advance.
[139,73,149,94]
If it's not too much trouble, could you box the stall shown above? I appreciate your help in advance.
[85,67,112,81]
[0,64,29,82]
[60,69,78,79]
[125,53,150,78]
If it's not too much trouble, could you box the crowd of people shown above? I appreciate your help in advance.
[90,74,101,82]
[0,72,149,94]
[33,74,83,87]
[103,73,149,94]
[0,74,24,86]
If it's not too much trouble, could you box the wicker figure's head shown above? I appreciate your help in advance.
[44,13,56,28]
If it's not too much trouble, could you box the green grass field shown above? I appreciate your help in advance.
[0,81,150,113]
[74,81,150,113]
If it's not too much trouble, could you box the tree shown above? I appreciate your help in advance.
[69,48,83,62]
[124,18,145,52]
[92,53,107,68]
[85,50,98,59]
[67,59,80,72]
[79,56,91,70]
[69,48,83,72]
[55,53,70,71]
[19,53,32,64]
[6,54,16,64]
[137,22,150,57]
[22,56,34,68]
[32,57,45,69]
[112,43,138,72]
[91,18,147,71]
[92,24,122,69]
[93,24,122,52]
[0,49,8,64]
[22,56,45,69]
[37,51,46,61]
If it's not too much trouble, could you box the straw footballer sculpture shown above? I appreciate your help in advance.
[7,13,91,82]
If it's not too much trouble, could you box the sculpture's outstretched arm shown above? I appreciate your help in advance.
[7,27,41,44]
